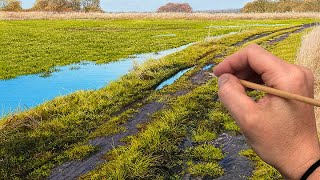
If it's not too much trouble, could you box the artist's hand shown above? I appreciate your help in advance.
[214,44,320,179]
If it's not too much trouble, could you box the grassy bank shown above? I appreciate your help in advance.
[0,18,317,179]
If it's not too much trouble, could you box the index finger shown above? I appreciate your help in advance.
[213,44,290,85]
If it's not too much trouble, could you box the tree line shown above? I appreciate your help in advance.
[242,0,320,13]
[0,0,102,12]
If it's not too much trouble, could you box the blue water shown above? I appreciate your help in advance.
[156,67,194,90]
[202,64,214,71]
[0,43,193,117]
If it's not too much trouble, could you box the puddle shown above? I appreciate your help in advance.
[202,64,214,71]
[156,67,194,90]
[206,24,289,28]
[0,43,194,117]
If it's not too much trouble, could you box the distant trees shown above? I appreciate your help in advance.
[242,0,320,13]
[0,0,22,11]
[241,0,276,13]
[32,0,101,12]
[157,3,193,13]
[82,0,101,12]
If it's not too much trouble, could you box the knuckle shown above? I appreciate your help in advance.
[302,67,314,81]
[285,65,314,94]
[218,84,230,98]
[246,43,260,53]
[289,66,305,82]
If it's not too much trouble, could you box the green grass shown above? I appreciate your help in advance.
[240,149,282,180]
[187,144,224,162]
[187,162,224,178]
[0,19,314,79]
[0,18,317,179]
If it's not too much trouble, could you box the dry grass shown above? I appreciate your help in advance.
[1,12,320,20]
[296,27,320,136]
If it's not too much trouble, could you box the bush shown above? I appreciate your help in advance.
[241,0,320,13]
[0,0,22,11]
[82,0,102,12]
[157,3,193,13]
[241,0,276,13]
[32,0,100,12]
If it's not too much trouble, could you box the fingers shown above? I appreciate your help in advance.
[218,73,258,125]
[214,44,290,86]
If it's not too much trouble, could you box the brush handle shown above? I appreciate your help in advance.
[240,80,320,107]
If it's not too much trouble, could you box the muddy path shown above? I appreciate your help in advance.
[213,133,253,180]
[49,101,165,180]
[48,23,317,180]
[267,23,318,45]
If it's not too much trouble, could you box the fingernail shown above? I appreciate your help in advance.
[218,74,229,87]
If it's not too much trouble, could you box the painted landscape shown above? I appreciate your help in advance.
[1,0,320,179]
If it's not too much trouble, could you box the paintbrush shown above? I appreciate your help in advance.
[209,73,320,107]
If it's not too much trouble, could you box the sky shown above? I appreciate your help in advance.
[21,0,253,12]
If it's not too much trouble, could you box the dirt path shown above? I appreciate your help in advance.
[48,24,316,180]
[49,101,165,180]
[213,133,253,180]
[268,23,318,45]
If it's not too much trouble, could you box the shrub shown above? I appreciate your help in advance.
[242,0,320,13]
[82,0,102,12]
[0,0,22,11]
[241,0,276,13]
[32,0,100,12]
[157,3,193,13]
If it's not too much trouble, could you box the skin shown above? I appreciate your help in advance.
[213,44,320,179]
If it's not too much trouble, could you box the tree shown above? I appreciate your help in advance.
[241,0,276,13]
[157,3,193,13]
[32,0,101,12]
[82,0,102,12]
[32,0,49,11]
[241,0,320,13]
[68,0,81,11]
[0,0,22,11]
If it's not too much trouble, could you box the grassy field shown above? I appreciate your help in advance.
[0,18,313,79]
[0,16,318,179]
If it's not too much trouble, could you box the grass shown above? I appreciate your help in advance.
[0,19,313,79]
[81,24,312,179]
[240,149,282,180]
[81,80,223,179]
[0,18,318,179]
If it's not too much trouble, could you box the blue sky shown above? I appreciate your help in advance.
[21,0,253,12]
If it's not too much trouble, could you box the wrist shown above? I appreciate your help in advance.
[308,167,320,180]
[280,139,320,179]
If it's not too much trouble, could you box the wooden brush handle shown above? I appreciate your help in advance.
[240,80,320,107]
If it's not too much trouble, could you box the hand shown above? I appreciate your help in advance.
[213,44,320,179]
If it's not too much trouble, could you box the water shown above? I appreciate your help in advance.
[156,67,194,90]
[0,43,194,117]
[202,64,214,71]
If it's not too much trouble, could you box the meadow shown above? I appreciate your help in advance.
[0,14,318,179]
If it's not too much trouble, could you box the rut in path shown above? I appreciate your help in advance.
[49,101,165,180]
[48,24,315,180]
[49,63,215,180]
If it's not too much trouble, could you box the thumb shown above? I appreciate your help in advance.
[218,74,258,121]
